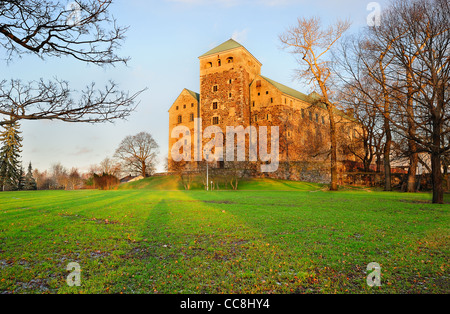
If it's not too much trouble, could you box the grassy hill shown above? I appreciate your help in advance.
[118,175,325,191]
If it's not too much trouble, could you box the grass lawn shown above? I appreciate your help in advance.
[0,179,448,294]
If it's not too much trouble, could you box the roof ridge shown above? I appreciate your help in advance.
[199,38,243,58]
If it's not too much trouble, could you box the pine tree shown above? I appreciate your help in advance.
[17,164,25,191]
[24,162,37,191]
[0,119,23,191]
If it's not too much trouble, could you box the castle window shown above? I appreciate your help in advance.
[183,104,186,109]
[322,116,325,124]
[206,62,213,68]
[226,57,234,63]
[301,109,305,119]
[256,80,261,88]
[212,116,219,125]
[316,113,319,123]
[228,79,232,84]
[309,111,313,121]
[190,113,194,122]
[176,106,179,110]
[213,85,218,92]
[191,103,194,108]
[218,59,221,66]
[213,102,218,110]
[254,115,258,122]
[177,115,182,124]
[228,93,232,99]
[252,101,255,107]
[270,98,273,103]
[266,91,269,95]
[258,92,261,96]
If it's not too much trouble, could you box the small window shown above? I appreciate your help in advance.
[190,113,194,122]
[176,106,179,110]
[226,57,234,63]
[228,93,232,98]
[177,115,182,123]
[213,102,218,110]
[252,101,255,107]
[212,117,219,125]
[256,80,261,88]
[206,62,213,68]
[301,109,305,119]
[270,98,273,103]
[266,91,269,95]
[309,111,313,121]
[218,59,221,66]
[254,115,258,122]
[191,103,194,108]
[183,104,186,109]
[316,113,319,123]
[322,116,325,124]
[258,92,261,96]
[228,79,232,84]
[213,85,218,92]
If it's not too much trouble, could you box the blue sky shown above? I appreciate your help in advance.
[2,0,389,174]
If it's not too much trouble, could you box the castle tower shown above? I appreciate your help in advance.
[198,39,262,129]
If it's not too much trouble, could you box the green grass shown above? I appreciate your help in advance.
[0,182,449,294]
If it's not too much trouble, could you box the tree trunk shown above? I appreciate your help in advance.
[383,117,392,191]
[328,106,339,191]
[141,161,147,178]
[406,69,418,193]
[431,152,443,204]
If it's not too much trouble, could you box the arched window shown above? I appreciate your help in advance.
[218,59,221,66]
[226,57,234,63]
[206,62,213,68]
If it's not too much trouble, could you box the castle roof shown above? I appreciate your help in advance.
[199,39,243,58]
[185,89,200,102]
[260,75,314,105]
[260,76,356,121]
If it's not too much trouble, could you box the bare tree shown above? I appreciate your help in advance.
[100,156,122,177]
[280,17,351,190]
[336,0,449,203]
[114,132,159,178]
[0,0,145,125]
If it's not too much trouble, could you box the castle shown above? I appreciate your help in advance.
[168,39,359,182]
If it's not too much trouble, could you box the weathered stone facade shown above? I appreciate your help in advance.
[168,39,360,182]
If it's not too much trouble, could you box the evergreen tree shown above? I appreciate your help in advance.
[24,162,37,191]
[17,164,25,191]
[0,120,23,191]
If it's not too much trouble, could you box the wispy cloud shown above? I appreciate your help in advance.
[74,147,94,156]
[231,29,249,44]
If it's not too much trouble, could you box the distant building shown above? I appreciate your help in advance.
[120,175,144,184]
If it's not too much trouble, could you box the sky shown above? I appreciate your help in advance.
[1,0,390,174]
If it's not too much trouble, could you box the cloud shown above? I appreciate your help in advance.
[231,29,249,44]
[74,147,94,156]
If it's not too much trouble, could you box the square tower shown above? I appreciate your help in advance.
[198,39,262,129]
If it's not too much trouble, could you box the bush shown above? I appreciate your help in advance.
[92,173,120,190]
